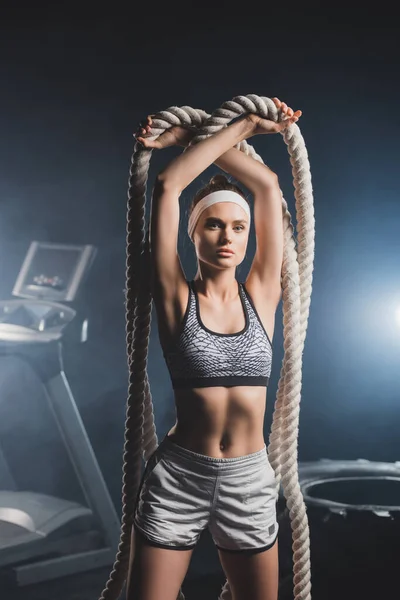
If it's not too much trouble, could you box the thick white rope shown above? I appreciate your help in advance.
[97,94,314,600]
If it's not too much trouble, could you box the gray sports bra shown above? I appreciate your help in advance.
[162,280,273,389]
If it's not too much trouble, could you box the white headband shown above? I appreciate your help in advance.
[188,190,251,240]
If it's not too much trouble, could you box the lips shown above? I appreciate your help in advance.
[217,249,234,255]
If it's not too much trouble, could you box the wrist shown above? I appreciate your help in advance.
[177,129,196,148]
[225,114,257,145]
[246,113,260,134]
[238,114,258,140]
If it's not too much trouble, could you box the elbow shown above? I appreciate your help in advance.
[155,173,183,195]
[253,171,279,195]
[263,170,279,186]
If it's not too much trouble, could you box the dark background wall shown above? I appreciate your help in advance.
[0,7,398,511]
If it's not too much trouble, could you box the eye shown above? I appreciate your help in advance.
[208,223,245,231]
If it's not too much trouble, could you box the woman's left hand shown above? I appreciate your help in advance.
[250,97,302,135]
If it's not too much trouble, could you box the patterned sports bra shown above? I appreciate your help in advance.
[162,280,273,389]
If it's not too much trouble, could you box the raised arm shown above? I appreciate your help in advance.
[137,103,300,194]
[156,115,256,193]
[135,99,301,313]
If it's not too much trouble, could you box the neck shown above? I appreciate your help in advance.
[193,273,239,302]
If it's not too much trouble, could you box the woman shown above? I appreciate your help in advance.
[128,98,301,600]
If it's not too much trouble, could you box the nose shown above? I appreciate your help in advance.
[220,232,232,244]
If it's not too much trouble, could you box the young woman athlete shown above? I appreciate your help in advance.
[127,97,302,600]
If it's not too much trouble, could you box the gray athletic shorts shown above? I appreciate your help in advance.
[133,435,279,554]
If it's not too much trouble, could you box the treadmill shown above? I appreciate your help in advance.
[0,241,120,587]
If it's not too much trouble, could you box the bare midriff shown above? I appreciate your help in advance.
[166,385,267,458]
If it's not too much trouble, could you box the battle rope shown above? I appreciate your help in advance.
[97,94,315,600]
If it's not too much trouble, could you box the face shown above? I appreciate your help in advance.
[192,201,250,270]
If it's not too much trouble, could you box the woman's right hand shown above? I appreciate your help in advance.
[135,115,194,149]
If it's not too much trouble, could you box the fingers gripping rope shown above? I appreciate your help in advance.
[97,94,315,600]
